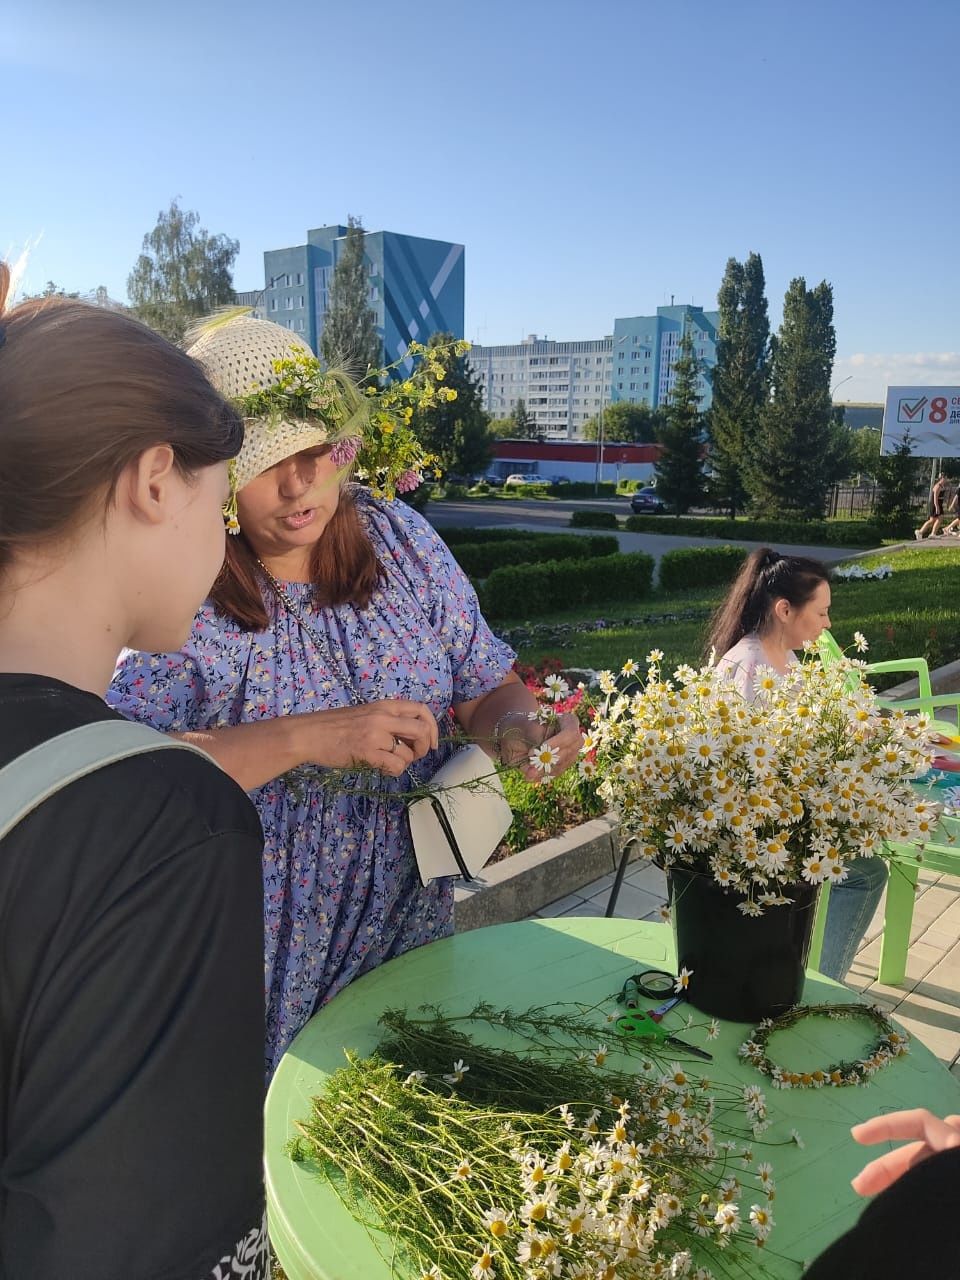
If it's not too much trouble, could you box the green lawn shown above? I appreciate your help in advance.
[500,545,960,676]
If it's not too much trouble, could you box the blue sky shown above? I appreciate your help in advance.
[4,0,958,400]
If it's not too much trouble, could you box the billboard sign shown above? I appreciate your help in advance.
[881,386,960,456]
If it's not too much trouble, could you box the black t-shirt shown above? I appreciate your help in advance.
[805,1143,960,1277]
[0,676,268,1280]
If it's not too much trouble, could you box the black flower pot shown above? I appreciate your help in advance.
[668,866,820,1022]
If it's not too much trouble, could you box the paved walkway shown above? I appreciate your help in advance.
[533,862,960,1079]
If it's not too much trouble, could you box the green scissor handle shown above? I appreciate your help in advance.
[615,1011,669,1040]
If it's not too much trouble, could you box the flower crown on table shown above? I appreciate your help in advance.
[580,641,941,915]
[185,310,467,533]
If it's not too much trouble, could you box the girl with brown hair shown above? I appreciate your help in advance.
[109,315,584,1077]
[707,547,887,983]
[0,269,268,1279]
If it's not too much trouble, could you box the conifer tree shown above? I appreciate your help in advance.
[320,216,381,373]
[512,398,534,439]
[708,253,770,516]
[654,330,706,513]
[750,279,847,518]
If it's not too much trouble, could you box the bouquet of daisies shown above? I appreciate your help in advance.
[581,648,940,914]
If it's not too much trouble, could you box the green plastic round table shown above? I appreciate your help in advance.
[265,918,960,1279]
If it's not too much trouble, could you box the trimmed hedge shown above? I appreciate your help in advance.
[623,514,884,547]
[452,534,619,578]
[439,526,535,545]
[569,510,621,530]
[481,551,655,618]
[658,545,748,592]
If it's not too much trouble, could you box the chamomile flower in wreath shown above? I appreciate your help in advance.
[403,1069,427,1087]
[674,966,694,993]
[658,903,672,923]
[452,1158,472,1180]
[443,1058,469,1085]
[529,743,561,775]
[420,1267,443,1280]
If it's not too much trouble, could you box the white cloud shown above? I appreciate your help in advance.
[832,352,960,403]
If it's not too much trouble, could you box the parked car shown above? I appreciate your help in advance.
[545,474,571,488]
[630,487,666,514]
[503,472,543,486]
[482,471,506,487]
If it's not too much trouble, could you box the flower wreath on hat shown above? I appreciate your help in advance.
[186,309,467,533]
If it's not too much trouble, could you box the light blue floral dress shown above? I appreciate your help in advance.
[108,491,515,1075]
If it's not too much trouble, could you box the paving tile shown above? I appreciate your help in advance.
[586,881,666,921]
[556,900,608,918]
[624,863,668,894]
[538,892,589,918]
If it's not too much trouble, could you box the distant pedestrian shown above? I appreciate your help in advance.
[915,472,949,539]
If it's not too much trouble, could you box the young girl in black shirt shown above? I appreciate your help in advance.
[0,265,268,1278]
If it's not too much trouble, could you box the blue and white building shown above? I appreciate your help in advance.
[247,225,464,364]
[468,304,719,439]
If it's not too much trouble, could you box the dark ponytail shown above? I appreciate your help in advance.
[705,547,830,660]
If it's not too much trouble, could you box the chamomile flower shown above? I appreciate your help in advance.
[529,744,561,775]
[621,659,639,677]
[790,1128,805,1148]
[470,1247,496,1279]
[674,966,693,993]
[713,1202,740,1234]
[543,674,570,701]
[706,1019,720,1041]
[443,1058,469,1085]
[749,1203,775,1239]
[853,631,869,653]
[647,649,664,663]
[658,903,672,923]
[452,1158,472,1180]
[482,1206,513,1238]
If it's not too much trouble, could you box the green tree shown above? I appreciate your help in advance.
[874,430,924,534]
[708,252,770,516]
[512,398,535,439]
[750,278,843,518]
[582,400,662,443]
[409,332,494,477]
[847,427,882,481]
[654,330,706,513]
[320,215,381,373]
[489,416,517,438]
[23,280,81,300]
[127,199,238,343]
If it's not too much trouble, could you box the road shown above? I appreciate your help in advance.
[426,497,864,570]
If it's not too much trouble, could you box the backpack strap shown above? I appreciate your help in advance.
[0,720,214,844]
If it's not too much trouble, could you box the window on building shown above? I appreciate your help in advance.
[296,272,303,285]
[270,299,277,311]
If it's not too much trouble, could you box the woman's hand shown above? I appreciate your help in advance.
[849,1109,960,1196]
[291,700,439,777]
[497,710,584,784]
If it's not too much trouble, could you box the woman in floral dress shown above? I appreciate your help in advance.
[109,316,582,1075]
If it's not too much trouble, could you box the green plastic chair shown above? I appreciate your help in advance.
[817,631,960,739]
[808,812,960,986]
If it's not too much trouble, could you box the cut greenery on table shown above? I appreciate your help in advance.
[291,1002,793,1280]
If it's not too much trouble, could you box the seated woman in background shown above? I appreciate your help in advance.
[0,267,267,1277]
[706,547,887,982]
[109,315,583,1077]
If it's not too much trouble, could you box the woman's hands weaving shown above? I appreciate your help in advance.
[289,701,439,777]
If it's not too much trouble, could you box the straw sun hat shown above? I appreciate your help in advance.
[186,312,340,494]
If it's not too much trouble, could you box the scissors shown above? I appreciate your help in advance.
[614,970,712,1061]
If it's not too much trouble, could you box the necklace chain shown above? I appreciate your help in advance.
[255,559,366,707]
